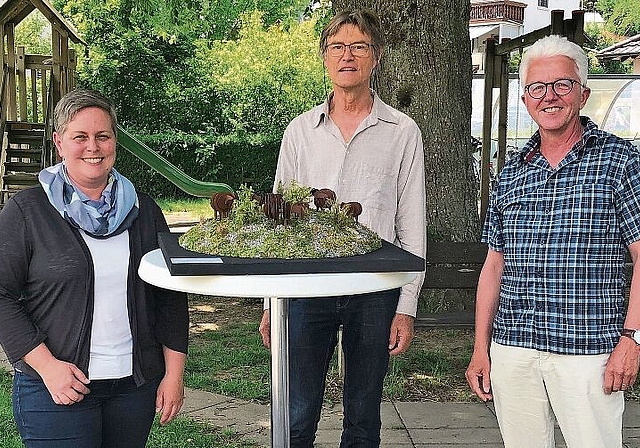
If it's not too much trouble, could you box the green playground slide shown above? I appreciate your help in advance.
[116,125,234,197]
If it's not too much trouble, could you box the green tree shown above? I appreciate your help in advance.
[596,0,640,36]
[193,11,328,190]
[59,0,203,132]
[59,0,313,42]
[584,23,633,73]
[202,11,327,138]
[51,0,329,192]
[58,0,326,135]
[15,10,50,54]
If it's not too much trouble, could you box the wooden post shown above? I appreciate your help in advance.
[0,21,5,197]
[0,21,5,121]
[551,10,564,35]
[51,27,61,111]
[41,69,48,121]
[571,10,585,46]
[31,67,38,123]
[17,46,27,122]
[480,38,496,222]
[496,52,509,173]
[6,23,16,121]
[0,21,4,73]
[68,49,77,91]
[59,30,69,97]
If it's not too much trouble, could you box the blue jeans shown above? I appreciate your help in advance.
[13,371,160,448]
[288,289,400,448]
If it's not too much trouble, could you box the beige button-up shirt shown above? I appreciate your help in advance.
[273,91,426,316]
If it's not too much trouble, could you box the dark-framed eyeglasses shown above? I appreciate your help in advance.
[524,79,582,99]
[326,42,372,58]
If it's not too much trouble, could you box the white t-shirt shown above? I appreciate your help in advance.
[81,230,133,380]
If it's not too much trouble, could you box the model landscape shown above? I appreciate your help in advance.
[178,182,382,258]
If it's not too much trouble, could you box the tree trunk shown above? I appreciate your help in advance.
[332,0,479,242]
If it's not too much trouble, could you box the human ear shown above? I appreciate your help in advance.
[579,86,591,109]
[53,132,64,158]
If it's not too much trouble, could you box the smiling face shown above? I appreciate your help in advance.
[522,55,590,137]
[323,24,378,93]
[53,107,116,199]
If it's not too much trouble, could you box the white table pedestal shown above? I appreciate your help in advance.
[139,249,418,447]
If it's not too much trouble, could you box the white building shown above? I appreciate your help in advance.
[470,0,581,73]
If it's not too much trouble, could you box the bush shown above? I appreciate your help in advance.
[200,10,327,143]
[115,130,280,197]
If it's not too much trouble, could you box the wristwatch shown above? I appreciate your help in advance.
[621,329,640,345]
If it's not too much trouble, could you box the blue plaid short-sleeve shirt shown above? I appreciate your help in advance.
[483,117,640,354]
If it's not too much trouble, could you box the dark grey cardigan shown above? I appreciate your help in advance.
[0,186,188,385]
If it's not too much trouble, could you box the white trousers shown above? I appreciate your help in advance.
[490,342,624,448]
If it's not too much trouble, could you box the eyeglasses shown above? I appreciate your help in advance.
[524,79,582,99]
[326,42,371,58]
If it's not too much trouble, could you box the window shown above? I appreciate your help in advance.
[538,0,548,7]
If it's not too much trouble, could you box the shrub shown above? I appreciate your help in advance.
[115,130,281,197]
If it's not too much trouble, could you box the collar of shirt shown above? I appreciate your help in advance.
[312,90,400,129]
[518,116,600,167]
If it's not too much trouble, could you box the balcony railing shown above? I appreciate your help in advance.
[470,0,526,24]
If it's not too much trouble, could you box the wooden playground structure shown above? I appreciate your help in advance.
[0,0,85,205]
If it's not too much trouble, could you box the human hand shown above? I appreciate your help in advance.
[388,313,414,356]
[259,310,271,349]
[465,350,492,401]
[156,374,185,425]
[39,359,91,405]
[604,337,640,394]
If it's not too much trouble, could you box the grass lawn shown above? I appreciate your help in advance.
[156,197,213,217]
[0,295,475,448]
[186,295,477,403]
[0,371,22,448]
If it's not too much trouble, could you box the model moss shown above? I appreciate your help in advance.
[178,184,382,258]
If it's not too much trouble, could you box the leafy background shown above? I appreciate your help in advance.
[15,0,639,195]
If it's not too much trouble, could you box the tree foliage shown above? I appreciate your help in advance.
[15,10,50,54]
[191,11,327,190]
[595,0,640,36]
[47,0,329,193]
[202,11,327,138]
[58,0,313,43]
[584,23,633,74]
[58,0,200,132]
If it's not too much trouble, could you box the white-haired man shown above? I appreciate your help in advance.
[466,35,640,447]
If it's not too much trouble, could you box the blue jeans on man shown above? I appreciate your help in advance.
[288,289,399,447]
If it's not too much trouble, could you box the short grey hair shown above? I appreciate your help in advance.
[519,35,589,87]
[54,89,117,137]
[319,9,385,61]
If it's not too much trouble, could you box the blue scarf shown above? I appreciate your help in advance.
[39,162,139,237]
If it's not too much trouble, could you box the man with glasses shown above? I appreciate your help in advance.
[258,9,426,448]
[466,35,640,447]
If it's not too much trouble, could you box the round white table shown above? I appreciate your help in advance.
[139,248,418,447]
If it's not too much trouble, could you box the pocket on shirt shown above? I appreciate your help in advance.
[555,183,616,240]
[347,161,396,212]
